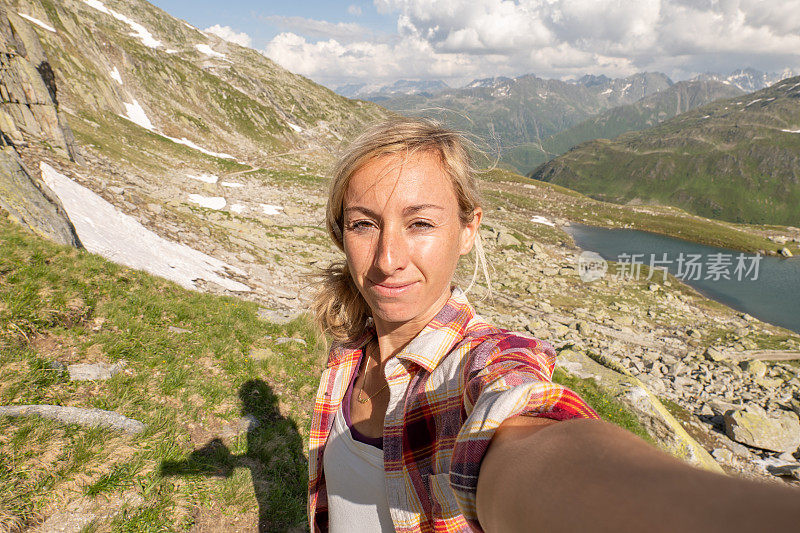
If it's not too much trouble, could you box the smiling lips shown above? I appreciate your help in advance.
[369,280,418,297]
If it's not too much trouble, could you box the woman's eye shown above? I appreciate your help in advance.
[410,220,435,230]
[347,220,375,231]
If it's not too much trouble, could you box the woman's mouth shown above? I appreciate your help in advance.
[369,280,418,297]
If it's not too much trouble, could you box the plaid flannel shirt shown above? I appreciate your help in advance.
[308,288,599,532]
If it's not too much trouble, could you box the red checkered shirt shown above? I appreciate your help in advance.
[308,288,599,532]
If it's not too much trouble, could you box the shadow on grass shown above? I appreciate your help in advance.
[160,379,307,531]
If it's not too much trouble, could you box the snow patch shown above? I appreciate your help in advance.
[745,98,762,107]
[40,163,249,292]
[781,128,800,134]
[600,88,613,95]
[186,173,218,184]
[531,215,555,227]
[117,100,235,160]
[230,204,246,213]
[221,181,243,188]
[188,194,226,210]
[286,121,303,133]
[261,204,284,216]
[83,0,161,48]
[122,99,154,130]
[195,43,225,58]
[161,135,235,159]
[165,49,178,54]
[109,66,123,84]
[18,13,56,32]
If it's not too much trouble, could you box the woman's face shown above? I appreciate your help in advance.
[342,151,482,332]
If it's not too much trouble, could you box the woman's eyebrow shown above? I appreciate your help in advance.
[403,204,445,215]
[344,204,445,217]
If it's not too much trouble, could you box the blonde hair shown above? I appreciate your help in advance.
[312,117,490,343]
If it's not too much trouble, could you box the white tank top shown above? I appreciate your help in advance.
[323,405,394,532]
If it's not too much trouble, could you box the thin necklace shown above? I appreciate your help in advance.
[357,342,389,404]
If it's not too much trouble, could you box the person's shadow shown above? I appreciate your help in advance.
[160,379,307,531]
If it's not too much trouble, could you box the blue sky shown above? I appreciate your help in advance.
[149,1,394,49]
[148,1,800,89]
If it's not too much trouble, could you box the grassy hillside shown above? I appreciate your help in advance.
[504,80,743,173]
[530,76,800,226]
[10,0,386,172]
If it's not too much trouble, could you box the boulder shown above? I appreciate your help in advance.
[67,361,125,381]
[496,231,521,247]
[739,359,767,379]
[779,247,793,258]
[724,407,800,453]
[704,346,731,362]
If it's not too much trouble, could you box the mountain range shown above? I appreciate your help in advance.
[530,77,800,226]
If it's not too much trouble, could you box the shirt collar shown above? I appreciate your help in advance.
[328,287,476,373]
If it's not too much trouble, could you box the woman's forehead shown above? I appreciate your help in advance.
[344,151,457,209]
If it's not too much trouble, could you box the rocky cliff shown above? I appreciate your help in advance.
[0,6,80,246]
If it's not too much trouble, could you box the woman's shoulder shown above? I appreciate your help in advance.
[461,316,557,369]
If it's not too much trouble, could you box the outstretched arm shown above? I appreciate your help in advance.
[476,416,800,533]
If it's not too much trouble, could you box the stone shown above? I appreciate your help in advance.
[168,325,191,334]
[0,405,144,433]
[704,346,731,362]
[496,231,521,247]
[248,347,274,361]
[711,448,734,463]
[68,361,125,381]
[766,463,800,481]
[724,408,800,453]
[740,359,767,379]
[274,337,307,346]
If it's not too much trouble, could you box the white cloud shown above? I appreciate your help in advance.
[264,0,800,86]
[204,24,252,47]
[262,15,374,43]
[348,4,363,16]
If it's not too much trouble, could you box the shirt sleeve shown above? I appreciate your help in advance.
[448,332,599,530]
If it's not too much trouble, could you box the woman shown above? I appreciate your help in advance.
[309,117,800,532]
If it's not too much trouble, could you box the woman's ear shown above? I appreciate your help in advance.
[459,207,483,256]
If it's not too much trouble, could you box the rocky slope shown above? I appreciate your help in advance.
[506,80,743,174]
[531,76,800,226]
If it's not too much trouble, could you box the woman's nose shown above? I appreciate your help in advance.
[374,225,409,274]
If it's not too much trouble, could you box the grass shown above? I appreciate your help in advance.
[0,215,320,531]
[552,368,654,444]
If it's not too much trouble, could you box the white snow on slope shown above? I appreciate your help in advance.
[188,194,226,210]
[109,66,123,84]
[165,49,178,54]
[230,204,246,213]
[187,173,218,184]
[745,98,762,107]
[261,204,284,215]
[163,135,235,159]
[221,181,243,188]
[195,43,225,58]
[782,129,800,133]
[83,0,161,48]
[286,121,303,133]
[18,13,56,32]
[531,215,555,227]
[40,163,249,292]
[117,98,236,160]
[122,100,154,130]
